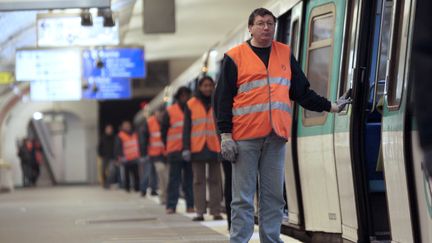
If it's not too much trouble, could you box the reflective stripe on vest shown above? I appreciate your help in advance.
[118,131,140,161]
[232,102,292,116]
[166,103,184,153]
[237,77,290,94]
[150,131,161,137]
[226,41,293,141]
[187,97,221,153]
[171,121,184,128]
[147,115,165,157]
[191,130,218,137]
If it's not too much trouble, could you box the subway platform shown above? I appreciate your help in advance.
[0,186,301,243]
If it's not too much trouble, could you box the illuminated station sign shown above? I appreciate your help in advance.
[15,47,145,101]
[82,48,146,79]
[30,80,82,101]
[81,47,145,100]
[15,48,82,82]
[37,14,119,47]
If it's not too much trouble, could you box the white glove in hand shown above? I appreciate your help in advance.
[331,88,352,113]
[182,150,191,162]
[221,133,238,163]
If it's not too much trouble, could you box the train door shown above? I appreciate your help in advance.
[380,0,416,242]
[333,0,360,241]
[352,0,393,241]
[296,0,346,233]
[276,1,304,228]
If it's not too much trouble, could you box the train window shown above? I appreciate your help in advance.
[377,2,392,83]
[371,0,393,109]
[276,11,291,44]
[291,19,299,58]
[303,4,335,124]
[312,15,333,42]
[387,0,406,109]
[339,0,356,99]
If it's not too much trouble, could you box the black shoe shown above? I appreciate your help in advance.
[151,191,158,196]
[192,215,204,221]
[141,191,147,197]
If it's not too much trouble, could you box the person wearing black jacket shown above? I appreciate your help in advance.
[161,87,195,214]
[213,8,350,243]
[183,76,223,221]
[137,118,158,197]
[17,138,35,187]
[138,107,167,200]
[98,124,116,188]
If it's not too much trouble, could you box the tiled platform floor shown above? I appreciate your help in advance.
[0,186,301,243]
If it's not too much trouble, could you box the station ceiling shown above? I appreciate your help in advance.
[0,0,274,72]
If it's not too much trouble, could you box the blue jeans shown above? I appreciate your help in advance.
[140,160,158,193]
[230,132,285,243]
[166,158,194,210]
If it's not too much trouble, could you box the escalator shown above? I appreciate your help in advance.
[30,119,57,185]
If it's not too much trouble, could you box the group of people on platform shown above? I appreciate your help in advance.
[97,8,351,242]
[98,7,353,242]
[98,76,232,226]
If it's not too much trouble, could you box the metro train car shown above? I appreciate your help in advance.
[147,0,432,242]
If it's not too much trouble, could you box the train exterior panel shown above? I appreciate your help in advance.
[296,0,346,234]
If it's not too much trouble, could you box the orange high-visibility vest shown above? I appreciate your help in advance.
[187,97,221,153]
[166,103,184,153]
[226,41,292,141]
[118,131,140,161]
[147,115,165,156]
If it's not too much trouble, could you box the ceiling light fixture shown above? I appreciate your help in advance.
[80,8,93,26]
[98,8,115,27]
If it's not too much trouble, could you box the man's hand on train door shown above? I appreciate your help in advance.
[331,88,352,113]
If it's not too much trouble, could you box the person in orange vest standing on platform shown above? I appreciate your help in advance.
[139,106,169,204]
[115,120,141,192]
[161,86,194,214]
[182,76,223,221]
[214,8,351,242]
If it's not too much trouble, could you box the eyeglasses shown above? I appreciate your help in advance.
[254,21,275,28]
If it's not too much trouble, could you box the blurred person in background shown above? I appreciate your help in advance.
[183,76,223,221]
[17,138,33,187]
[161,87,194,214]
[115,121,140,192]
[98,124,116,189]
[31,139,41,186]
[139,106,168,203]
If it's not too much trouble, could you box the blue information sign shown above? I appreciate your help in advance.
[82,77,131,100]
[82,48,146,78]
